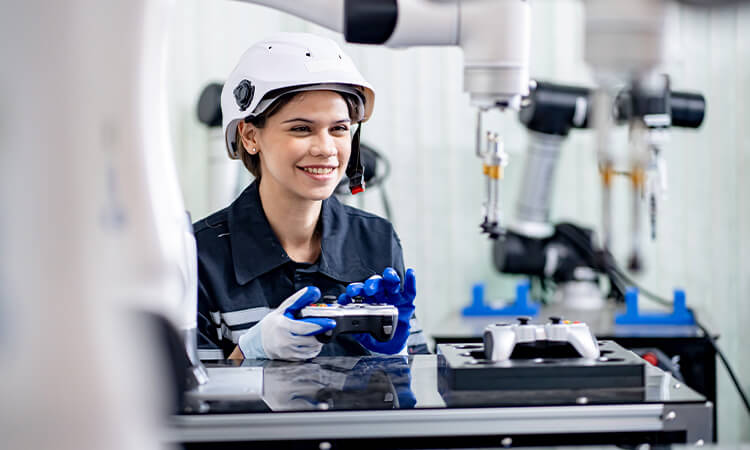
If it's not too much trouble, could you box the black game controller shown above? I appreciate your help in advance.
[298,299,398,344]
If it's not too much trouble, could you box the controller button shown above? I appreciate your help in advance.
[549,316,562,324]
[563,320,571,324]
[642,352,658,366]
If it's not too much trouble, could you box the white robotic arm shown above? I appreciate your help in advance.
[238,0,531,108]
[237,0,345,33]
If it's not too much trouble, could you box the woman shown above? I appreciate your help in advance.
[194,33,428,360]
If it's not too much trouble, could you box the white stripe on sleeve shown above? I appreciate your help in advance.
[221,324,254,343]
[221,306,272,326]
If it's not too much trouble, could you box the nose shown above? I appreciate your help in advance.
[309,131,337,158]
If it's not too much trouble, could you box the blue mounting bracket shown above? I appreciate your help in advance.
[462,280,540,317]
[615,287,695,325]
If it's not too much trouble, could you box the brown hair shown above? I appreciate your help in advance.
[238,90,362,179]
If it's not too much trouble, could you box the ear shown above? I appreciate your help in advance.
[237,121,259,153]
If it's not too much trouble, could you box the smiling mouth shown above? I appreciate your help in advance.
[299,167,336,175]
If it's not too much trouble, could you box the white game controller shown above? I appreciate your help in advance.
[298,302,398,344]
[483,317,600,361]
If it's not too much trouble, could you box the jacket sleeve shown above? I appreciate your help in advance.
[197,262,223,351]
[390,227,431,355]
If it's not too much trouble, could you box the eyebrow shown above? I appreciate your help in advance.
[281,118,351,124]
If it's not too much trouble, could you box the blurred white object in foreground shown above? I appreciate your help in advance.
[0,0,192,448]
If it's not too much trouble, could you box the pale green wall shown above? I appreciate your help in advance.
[167,0,750,441]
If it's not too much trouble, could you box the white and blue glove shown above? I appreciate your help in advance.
[337,267,416,355]
[238,286,336,361]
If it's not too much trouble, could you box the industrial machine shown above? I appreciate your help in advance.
[495,80,706,308]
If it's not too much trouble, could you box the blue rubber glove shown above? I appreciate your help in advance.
[337,267,416,355]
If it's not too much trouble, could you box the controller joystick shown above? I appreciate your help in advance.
[483,317,600,361]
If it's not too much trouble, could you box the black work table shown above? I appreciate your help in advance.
[168,354,713,449]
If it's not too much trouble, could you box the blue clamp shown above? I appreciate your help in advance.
[615,287,695,325]
[462,280,540,317]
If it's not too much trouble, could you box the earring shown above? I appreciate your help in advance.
[251,147,257,153]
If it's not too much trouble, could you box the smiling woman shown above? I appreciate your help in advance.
[193,32,429,361]
[236,90,362,186]
[236,90,360,202]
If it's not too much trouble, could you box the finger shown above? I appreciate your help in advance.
[292,342,323,352]
[403,268,416,299]
[295,317,336,336]
[289,347,322,361]
[337,292,352,305]
[281,286,321,316]
[338,283,365,305]
[345,282,365,298]
[287,333,324,347]
[284,337,320,354]
[382,267,401,295]
[364,275,383,297]
[280,349,317,361]
[287,340,324,359]
[282,315,332,336]
[288,343,323,355]
[285,337,325,358]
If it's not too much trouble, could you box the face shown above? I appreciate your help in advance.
[241,91,352,202]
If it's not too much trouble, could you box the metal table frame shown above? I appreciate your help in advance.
[169,393,713,448]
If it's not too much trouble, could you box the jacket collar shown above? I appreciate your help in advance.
[227,182,374,285]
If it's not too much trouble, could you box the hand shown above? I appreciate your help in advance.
[262,363,348,411]
[338,268,416,354]
[238,286,336,361]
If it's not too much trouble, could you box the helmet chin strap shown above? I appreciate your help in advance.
[346,123,365,194]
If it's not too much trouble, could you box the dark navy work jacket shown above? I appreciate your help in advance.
[194,181,429,358]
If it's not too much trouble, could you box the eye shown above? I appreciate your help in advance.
[290,125,311,133]
[331,125,349,132]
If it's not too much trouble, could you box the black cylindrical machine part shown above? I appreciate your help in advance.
[344,0,398,44]
[197,82,224,128]
[519,81,591,136]
[670,91,706,129]
[523,80,706,133]
[494,224,601,283]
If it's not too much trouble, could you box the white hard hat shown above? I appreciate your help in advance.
[221,32,375,160]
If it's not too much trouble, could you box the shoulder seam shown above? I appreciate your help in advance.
[193,211,229,235]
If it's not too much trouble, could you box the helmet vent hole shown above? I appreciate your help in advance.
[267,46,272,50]
[305,52,311,57]
[338,54,342,59]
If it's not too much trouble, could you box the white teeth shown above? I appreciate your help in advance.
[302,167,334,175]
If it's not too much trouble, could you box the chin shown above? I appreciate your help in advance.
[300,185,336,201]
